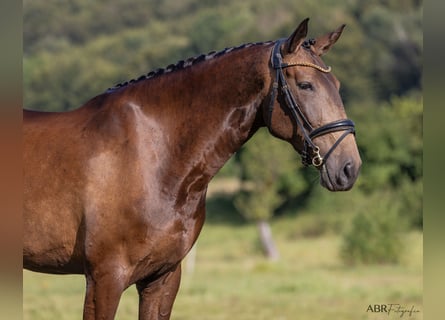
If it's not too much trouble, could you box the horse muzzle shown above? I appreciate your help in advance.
[320,157,361,191]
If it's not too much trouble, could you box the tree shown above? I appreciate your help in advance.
[353,93,423,228]
[234,128,308,260]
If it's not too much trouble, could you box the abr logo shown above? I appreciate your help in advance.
[366,304,421,317]
[366,304,388,313]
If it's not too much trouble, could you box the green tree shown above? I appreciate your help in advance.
[358,2,422,100]
[234,129,308,260]
[351,93,422,229]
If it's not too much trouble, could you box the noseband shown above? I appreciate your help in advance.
[268,39,356,167]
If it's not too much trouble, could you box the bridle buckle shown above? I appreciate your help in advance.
[311,147,324,167]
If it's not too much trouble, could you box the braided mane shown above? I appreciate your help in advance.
[106,41,273,92]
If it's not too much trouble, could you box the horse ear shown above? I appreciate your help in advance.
[313,24,346,56]
[285,18,309,54]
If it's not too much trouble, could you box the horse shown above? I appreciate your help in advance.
[23,18,361,319]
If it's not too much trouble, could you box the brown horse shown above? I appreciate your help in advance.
[23,18,361,319]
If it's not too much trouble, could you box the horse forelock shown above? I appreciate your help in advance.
[105,41,273,93]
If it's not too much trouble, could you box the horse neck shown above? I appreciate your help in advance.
[134,44,273,193]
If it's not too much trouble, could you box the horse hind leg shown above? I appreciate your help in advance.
[136,264,182,320]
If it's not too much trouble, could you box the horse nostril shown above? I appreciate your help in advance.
[343,162,353,179]
[336,161,354,188]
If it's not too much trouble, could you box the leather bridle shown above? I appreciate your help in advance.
[267,39,356,167]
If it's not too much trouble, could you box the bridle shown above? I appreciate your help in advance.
[267,39,356,167]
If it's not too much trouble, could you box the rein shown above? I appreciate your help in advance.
[268,39,355,167]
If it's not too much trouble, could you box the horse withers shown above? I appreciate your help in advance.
[23,18,361,319]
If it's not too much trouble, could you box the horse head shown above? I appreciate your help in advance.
[264,18,361,191]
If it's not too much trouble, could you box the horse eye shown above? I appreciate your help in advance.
[297,82,313,91]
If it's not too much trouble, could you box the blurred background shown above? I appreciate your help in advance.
[23,0,422,319]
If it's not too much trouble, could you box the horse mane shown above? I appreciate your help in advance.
[105,41,273,92]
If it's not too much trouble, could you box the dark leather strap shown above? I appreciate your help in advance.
[310,119,355,139]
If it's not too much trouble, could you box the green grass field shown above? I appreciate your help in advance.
[23,211,422,320]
